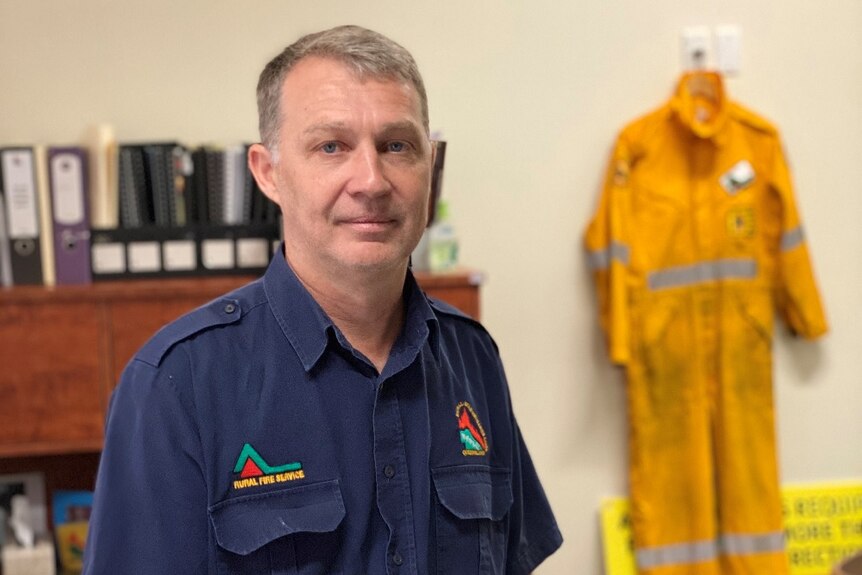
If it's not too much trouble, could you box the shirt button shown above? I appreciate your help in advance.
[224,303,236,314]
[383,464,396,479]
[392,552,403,566]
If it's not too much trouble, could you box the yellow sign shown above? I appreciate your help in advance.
[601,498,637,575]
[601,482,862,575]
[784,483,862,574]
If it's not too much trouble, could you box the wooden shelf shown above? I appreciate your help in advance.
[0,271,481,461]
[0,275,259,303]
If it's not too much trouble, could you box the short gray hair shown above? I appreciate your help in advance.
[256,25,429,156]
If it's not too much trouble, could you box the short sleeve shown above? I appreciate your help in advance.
[506,419,564,574]
[83,347,208,575]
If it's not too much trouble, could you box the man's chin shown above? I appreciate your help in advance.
[337,250,411,275]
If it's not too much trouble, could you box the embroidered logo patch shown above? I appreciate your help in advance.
[232,443,304,490]
[726,205,756,239]
[456,402,489,456]
[720,160,755,194]
[613,160,630,187]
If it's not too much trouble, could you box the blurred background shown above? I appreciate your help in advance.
[1,1,860,572]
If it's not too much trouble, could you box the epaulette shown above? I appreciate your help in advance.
[620,103,670,160]
[135,296,244,367]
[427,297,488,333]
[730,101,779,136]
[427,297,500,355]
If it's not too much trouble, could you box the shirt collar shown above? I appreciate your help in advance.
[383,268,440,378]
[263,246,439,374]
[263,246,334,372]
[670,71,731,146]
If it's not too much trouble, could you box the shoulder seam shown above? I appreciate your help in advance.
[427,297,499,353]
[135,290,266,368]
[729,101,778,135]
[427,297,478,323]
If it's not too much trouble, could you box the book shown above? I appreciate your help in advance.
[48,147,92,284]
[34,145,56,286]
[0,147,44,285]
[190,146,210,224]
[205,147,225,225]
[52,490,93,572]
[223,144,246,225]
[118,145,149,228]
[0,194,12,287]
[143,144,172,227]
[86,124,119,230]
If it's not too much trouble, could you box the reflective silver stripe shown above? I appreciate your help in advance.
[648,258,757,290]
[636,540,718,570]
[781,226,805,251]
[638,533,785,569]
[721,532,785,556]
[587,242,630,270]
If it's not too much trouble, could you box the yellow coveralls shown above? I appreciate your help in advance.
[585,72,828,575]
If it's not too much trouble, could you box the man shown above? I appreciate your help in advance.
[83,25,562,574]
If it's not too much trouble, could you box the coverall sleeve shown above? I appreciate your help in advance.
[83,347,208,575]
[584,134,633,365]
[769,138,829,339]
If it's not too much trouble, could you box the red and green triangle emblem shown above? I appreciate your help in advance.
[239,457,264,478]
[458,409,488,451]
[233,443,302,476]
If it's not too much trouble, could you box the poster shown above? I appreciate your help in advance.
[601,482,862,575]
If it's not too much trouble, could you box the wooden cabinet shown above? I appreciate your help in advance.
[0,271,481,489]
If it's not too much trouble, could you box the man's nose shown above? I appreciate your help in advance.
[346,144,391,197]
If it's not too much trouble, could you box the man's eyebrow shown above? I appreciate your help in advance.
[302,120,426,139]
[302,122,350,137]
[378,121,426,140]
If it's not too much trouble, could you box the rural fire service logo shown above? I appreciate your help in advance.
[456,402,489,456]
[726,205,756,239]
[232,443,304,490]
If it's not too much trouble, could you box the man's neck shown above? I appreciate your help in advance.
[290,258,408,374]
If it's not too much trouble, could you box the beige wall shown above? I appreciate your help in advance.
[3,1,860,572]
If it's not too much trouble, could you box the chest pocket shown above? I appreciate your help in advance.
[432,465,513,575]
[209,479,345,575]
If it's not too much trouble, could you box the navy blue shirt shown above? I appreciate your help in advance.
[84,249,562,574]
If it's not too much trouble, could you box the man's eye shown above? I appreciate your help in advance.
[387,141,407,153]
[320,142,339,154]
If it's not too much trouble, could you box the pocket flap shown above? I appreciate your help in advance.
[209,479,345,555]
[431,465,513,521]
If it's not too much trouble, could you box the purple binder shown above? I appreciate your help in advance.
[48,147,92,284]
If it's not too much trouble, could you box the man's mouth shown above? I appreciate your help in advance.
[340,217,398,232]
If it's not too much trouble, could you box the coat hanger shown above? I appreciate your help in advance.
[687,73,719,103]
[684,50,720,103]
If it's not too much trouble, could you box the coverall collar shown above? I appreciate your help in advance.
[670,70,731,146]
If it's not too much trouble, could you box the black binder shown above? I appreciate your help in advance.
[0,147,44,285]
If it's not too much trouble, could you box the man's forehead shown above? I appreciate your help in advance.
[280,56,424,129]
[282,55,411,97]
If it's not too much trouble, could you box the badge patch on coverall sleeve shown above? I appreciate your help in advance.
[613,160,630,186]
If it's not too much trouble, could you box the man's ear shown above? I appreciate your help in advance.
[248,143,281,206]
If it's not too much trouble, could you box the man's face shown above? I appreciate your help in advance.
[261,56,434,281]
